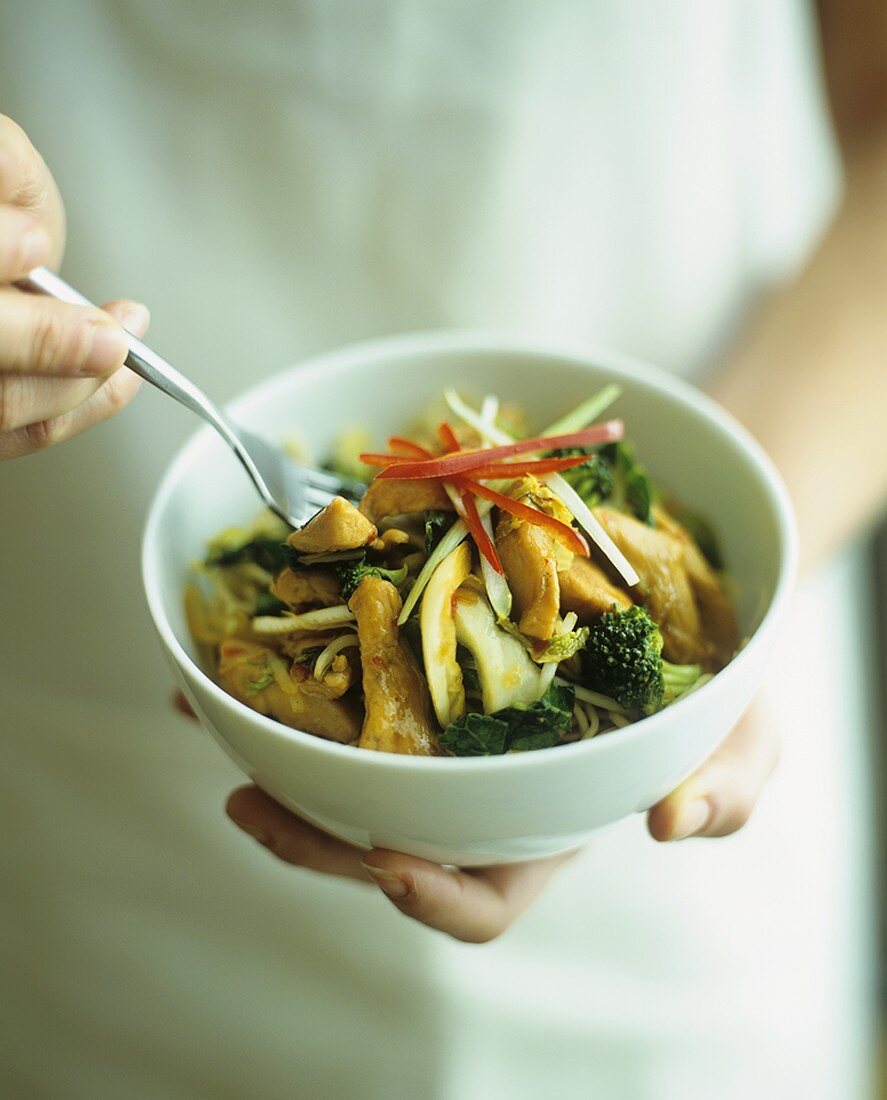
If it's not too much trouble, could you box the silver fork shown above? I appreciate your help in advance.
[17,267,365,527]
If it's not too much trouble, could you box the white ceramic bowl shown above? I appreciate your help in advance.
[143,332,796,866]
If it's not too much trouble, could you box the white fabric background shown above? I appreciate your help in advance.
[0,2,876,1097]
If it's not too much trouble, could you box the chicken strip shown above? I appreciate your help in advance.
[218,640,361,743]
[349,576,439,755]
[496,517,561,641]
[271,567,342,610]
[593,507,737,669]
[652,506,738,667]
[287,496,377,554]
[359,477,454,525]
[594,507,708,667]
[558,556,632,624]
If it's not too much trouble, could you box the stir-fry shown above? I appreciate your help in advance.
[185,387,738,756]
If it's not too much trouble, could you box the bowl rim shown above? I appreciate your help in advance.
[142,329,798,773]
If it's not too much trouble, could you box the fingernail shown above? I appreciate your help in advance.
[231,818,273,847]
[83,324,128,375]
[362,863,410,899]
[670,798,711,841]
[19,227,50,271]
[121,303,150,334]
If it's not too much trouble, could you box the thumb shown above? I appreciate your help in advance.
[647,704,779,841]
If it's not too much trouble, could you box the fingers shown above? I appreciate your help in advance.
[226,787,369,881]
[361,850,574,943]
[0,367,143,460]
[0,114,66,263]
[0,206,51,281]
[227,784,573,943]
[0,296,148,460]
[0,288,130,377]
[172,690,198,719]
[646,706,779,842]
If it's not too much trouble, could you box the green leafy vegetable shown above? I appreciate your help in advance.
[582,606,700,715]
[336,556,409,601]
[600,442,656,524]
[533,627,590,664]
[253,590,288,617]
[439,683,575,756]
[206,536,291,574]
[424,510,453,555]
[553,449,614,507]
[291,646,324,668]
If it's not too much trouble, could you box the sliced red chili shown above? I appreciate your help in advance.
[436,421,461,454]
[387,436,433,458]
[458,488,503,573]
[456,477,589,557]
[461,454,590,480]
[375,421,623,480]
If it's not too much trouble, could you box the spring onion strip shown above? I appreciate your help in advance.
[253,605,356,634]
[314,632,360,679]
[669,671,713,702]
[479,510,513,619]
[444,389,639,586]
[554,676,628,713]
[397,500,494,625]
[540,384,622,436]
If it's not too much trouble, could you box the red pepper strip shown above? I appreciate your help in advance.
[375,421,623,480]
[387,436,433,458]
[457,486,503,574]
[359,452,420,467]
[456,476,590,558]
[436,421,461,453]
[460,454,590,480]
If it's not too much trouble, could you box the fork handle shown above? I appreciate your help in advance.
[17,266,243,452]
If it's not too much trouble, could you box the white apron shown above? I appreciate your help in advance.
[0,3,875,1097]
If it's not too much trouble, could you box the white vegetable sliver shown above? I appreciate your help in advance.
[397,500,494,625]
[252,605,356,634]
[479,511,512,620]
[314,632,360,678]
[480,394,500,429]
[543,473,640,587]
[444,389,510,445]
[444,389,640,587]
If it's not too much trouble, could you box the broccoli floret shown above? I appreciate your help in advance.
[336,556,408,601]
[582,606,700,715]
